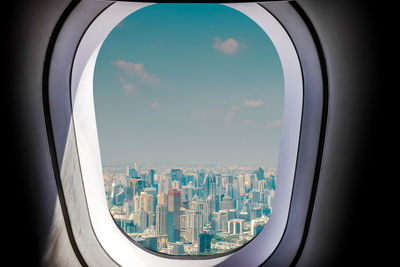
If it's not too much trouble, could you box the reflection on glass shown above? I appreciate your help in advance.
[94,3,283,256]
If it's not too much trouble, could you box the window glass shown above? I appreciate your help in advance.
[94,3,283,256]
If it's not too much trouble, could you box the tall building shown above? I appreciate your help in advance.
[145,187,158,213]
[255,167,265,181]
[250,216,269,237]
[238,175,245,195]
[130,177,146,197]
[148,169,155,186]
[137,209,149,233]
[172,242,184,255]
[228,219,244,235]
[157,193,168,206]
[204,175,216,197]
[141,192,155,225]
[167,188,181,242]
[133,194,140,213]
[215,210,228,233]
[171,169,183,182]
[250,206,262,219]
[137,236,157,251]
[197,172,205,188]
[155,204,167,236]
[126,165,138,178]
[250,190,261,203]
[199,232,212,253]
[220,195,234,210]
[185,209,202,243]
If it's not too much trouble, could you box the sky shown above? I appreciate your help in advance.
[93,3,284,167]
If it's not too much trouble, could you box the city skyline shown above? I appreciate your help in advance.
[105,164,275,256]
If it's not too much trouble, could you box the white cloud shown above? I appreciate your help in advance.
[123,84,137,95]
[113,60,161,85]
[213,37,240,55]
[267,120,282,128]
[242,120,263,128]
[244,100,264,107]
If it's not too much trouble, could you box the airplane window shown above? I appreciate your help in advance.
[69,1,303,265]
[93,3,283,256]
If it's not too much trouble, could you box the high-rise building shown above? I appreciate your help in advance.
[155,204,167,236]
[250,216,269,237]
[167,188,181,242]
[172,180,180,190]
[250,206,262,219]
[157,193,168,206]
[145,187,158,213]
[204,175,216,197]
[148,169,155,186]
[126,165,138,178]
[130,177,146,197]
[228,219,244,235]
[185,209,202,243]
[238,175,245,195]
[172,242,184,255]
[141,192,155,225]
[197,172,205,188]
[250,190,261,203]
[255,167,265,181]
[137,209,149,233]
[137,236,157,251]
[220,195,234,210]
[182,183,195,202]
[199,232,212,253]
[239,210,250,221]
[125,214,135,233]
[215,210,228,233]
[171,169,183,182]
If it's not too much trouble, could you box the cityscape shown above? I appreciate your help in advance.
[104,163,276,255]
[95,2,283,258]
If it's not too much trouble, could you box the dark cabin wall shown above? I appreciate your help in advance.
[294,0,388,266]
[5,0,80,266]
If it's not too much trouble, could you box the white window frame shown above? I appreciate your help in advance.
[69,2,302,266]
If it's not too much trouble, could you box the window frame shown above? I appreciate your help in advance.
[45,1,326,266]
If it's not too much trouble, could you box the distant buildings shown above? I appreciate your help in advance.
[105,165,276,256]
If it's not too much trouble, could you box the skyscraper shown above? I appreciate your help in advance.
[199,232,212,253]
[167,188,181,242]
[156,204,167,236]
[185,209,202,243]
[250,216,269,237]
[204,175,216,197]
[255,167,265,181]
[141,192,155,225]
[228,219,244,235]
[171,169,183,182]
[220,195,234,211]
[148,169,155,186]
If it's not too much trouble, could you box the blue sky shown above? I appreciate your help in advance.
[94,3,284,166]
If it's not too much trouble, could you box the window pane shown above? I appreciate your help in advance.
[94,3,283,256]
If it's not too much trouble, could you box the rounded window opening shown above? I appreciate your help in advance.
[94,3,283,257]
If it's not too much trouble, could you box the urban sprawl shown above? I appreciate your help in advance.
[104,163,276,256]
